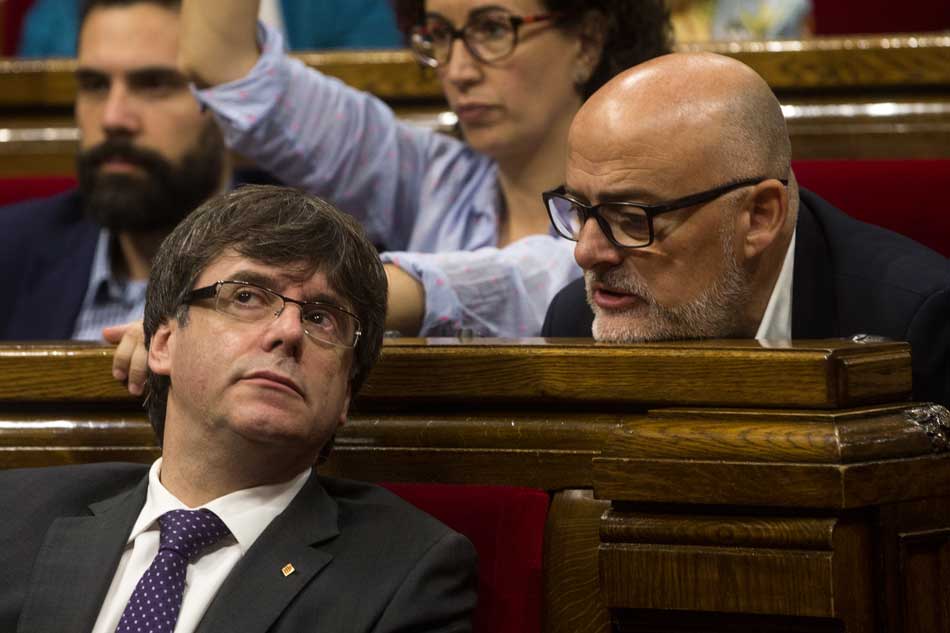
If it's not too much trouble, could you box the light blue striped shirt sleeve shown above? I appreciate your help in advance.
[193,24,581,338]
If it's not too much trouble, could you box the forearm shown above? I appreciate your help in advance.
[384,264,425,336]
[381,236,582,338]
[180,0,260,87]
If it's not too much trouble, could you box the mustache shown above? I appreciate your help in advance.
[78,137,171,175]
[585,268,656,304]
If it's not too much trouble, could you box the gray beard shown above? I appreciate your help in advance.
[586,231,752,343]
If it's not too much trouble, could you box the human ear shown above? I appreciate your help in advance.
[147,320,176,378]
[741,179,789,260]
[337,383,352,429]
[573,11,606,86]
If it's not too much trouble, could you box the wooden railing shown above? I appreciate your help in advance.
[1,338,948,632]
[1,33,949,175]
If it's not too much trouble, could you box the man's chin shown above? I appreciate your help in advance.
[591,308,656,343]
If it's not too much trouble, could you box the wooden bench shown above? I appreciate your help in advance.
[1,33,949,177]
[1,338,948,632]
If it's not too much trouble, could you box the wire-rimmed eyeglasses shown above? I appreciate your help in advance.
[544,177,788,249]
[182,280,362,348]
[409,7,557,68]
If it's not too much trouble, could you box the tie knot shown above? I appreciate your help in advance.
[157,508,230,561]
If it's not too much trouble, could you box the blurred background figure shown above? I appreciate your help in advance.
[668,0,812,41]
[16,0,403,57]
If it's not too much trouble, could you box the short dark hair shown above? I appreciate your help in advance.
[392,0,673,99]
[80,0,180,27]
[143,185,388,442]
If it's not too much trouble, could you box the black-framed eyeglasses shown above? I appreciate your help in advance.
[182,280,362,348]
[409,8,557,68]
[544,177,788,249]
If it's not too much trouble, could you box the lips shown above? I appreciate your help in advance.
[241,370,305,399]
[591,284,644,311]
[454,103,499,124]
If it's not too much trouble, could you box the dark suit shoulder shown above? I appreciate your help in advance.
[0,462,146,517]
[801,188,950,297]
[0,189,88,235]
[318,476,459,543]
[542,276,593,337]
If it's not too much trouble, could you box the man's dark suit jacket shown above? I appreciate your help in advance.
[0,463,476,633]
[0,190,99,339]
[541,188,950,406]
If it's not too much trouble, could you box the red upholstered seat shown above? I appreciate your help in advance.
[793,159,950,257]
[811,0,950,35]
[0,176,77,206]
[381,482,549,633]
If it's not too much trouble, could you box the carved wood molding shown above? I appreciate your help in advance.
[1,33,947,108]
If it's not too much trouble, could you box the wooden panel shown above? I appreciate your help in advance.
[899,530,950,632]
[543,490,611,633]
[594,453,950,509]
[2,34,950,174]
[600,544,835,616]
[601,511,837,550]
[690,34,950,90]
[611,610,845,633]
[0,339,914,409]
[601,511,874,629]
[2,35,945,107]
[601,406,939,464]
[594,458,847,508]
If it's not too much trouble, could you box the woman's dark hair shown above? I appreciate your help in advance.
[392,0,673,99]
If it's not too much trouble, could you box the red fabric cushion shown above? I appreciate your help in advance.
[793,159,950,257]
[2,0,35,55]
[0,176,77,206]
[381,482,549,633]
[811,0,950,34]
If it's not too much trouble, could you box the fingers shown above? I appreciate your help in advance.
[101,323,130,344]
[109,321,147,396]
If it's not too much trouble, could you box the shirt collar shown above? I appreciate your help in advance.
[86,228,147,306]
[129,458,312,554]
[755,229,796,342]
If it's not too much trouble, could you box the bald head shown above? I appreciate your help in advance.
[563,53,798,344]
[571,52,790,187]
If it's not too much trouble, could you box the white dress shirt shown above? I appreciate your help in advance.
[755,230,796,342]
[91,458,311,633]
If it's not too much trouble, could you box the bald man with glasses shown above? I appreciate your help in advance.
[542,53,950,407]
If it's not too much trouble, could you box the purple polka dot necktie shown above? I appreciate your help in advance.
[115,508,231,633]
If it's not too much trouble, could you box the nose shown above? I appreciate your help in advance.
[441,37,482,88]
[574,217,625,272]
[262,302,306,357]
[101,82,142,136]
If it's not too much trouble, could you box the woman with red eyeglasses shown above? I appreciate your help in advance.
[106,0,671,391]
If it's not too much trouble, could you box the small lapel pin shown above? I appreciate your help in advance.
[282,563,296,577]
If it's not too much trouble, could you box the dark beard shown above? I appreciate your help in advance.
[77,122,225,232]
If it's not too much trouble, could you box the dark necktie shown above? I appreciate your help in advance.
[115,508,231,633]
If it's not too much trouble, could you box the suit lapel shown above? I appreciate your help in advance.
[10,198,98,339]
[791,193,839,338]
[17,478,147,633]
[197,473,339,633]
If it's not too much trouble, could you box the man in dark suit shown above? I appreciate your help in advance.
[0,0,229,341]
[0,185,477,632]
[541,52,950,406]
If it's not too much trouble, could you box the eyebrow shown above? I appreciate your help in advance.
[425,4,511,22]
[74,66,187,86]
[565,186,664,205]
[126,67,188,87]
[226,270,345,306]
